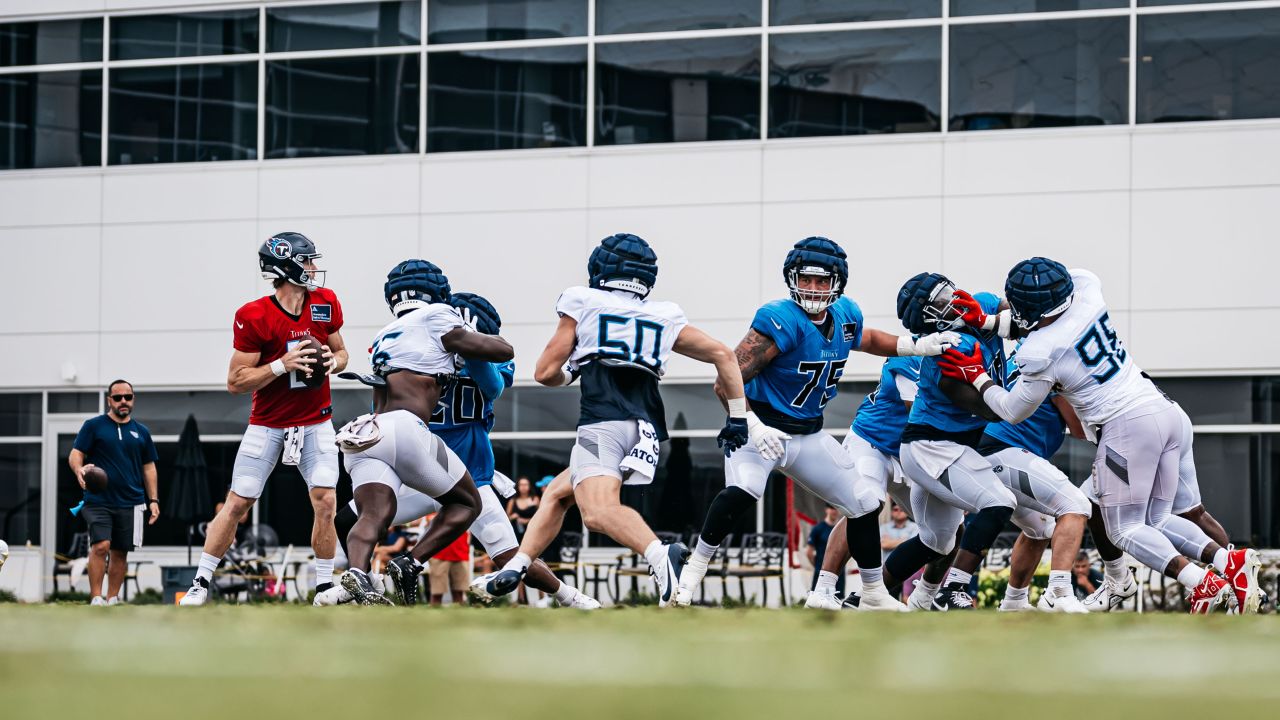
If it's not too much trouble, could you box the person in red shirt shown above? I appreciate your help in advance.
[429,529,471,606]
[181,232,349,606]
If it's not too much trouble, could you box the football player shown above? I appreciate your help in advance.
[978,352,1092,613]
[939,258,1260,614]
[325,292,597,608]
[477,233,757,607]
[677,239,962,610]
[876,275,1018,611]
[181,232,348,606]
[331,260,514,605]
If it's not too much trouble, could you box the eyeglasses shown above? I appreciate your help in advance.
[109,394,134,402]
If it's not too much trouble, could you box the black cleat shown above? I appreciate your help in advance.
[931,582,976,611]
[840,592,860,609]
[386,554,423,606]
[339,568,393,606]
[315,582,334,594]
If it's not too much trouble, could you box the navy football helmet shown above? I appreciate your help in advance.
[783,237,847,314]
[451,292,502,335]
[259,232,324,290]
[384,259,451,317]
[897,272,965,335]
[1005,257,1074,332]
[588,233,658,298]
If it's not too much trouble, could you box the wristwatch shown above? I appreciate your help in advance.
[146,498,159,506]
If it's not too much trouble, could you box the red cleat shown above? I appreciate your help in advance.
[1223,546,1262,614]
[1188,569,1230,615]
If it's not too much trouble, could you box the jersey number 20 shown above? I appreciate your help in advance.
[1074,313,1127,384]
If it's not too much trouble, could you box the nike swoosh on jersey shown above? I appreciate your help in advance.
[771,318,783,330]
[236,322,244,329]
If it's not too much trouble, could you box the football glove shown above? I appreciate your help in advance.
[953,289,1013,337]
[716,417,750,457]
[938,346,992,389]
[747,412,790,461]
[896,331,962,357]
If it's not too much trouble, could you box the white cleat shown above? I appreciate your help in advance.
[804,589,842,611]
[90,596,107,607]
[858,583,909,612]
[650,543,690,608]
[674,554,709,607]
[178,580,210,606]
[998,597,1035,612]
[1038,590,1090,614]
[564,592,601,610]
[313,585,352,606]
[906,586,934,612]
[106,596,121,607]
[1083,572,1137,612]
[468,572,501,606]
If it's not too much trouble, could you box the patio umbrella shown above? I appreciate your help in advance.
[170,415,212,563]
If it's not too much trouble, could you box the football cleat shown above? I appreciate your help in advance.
[564,592,601,610]
[841,593,861,610]
[906,584,935,612]
[1083,571,1138,612]
[1188,569,1231,615]
[1223,546,1262,615]
[804,589,843,611]
[931,582,976,611]
[483,568,526,599]
[650,542,690,608]
[1037,590,1089,614]
[178,577,210,606]
[858,583,909,612]
[313,584,352,607]
[674,553,710,607]
[340,568,394,607]
[385,555,422,606]
[998,596,1034,612]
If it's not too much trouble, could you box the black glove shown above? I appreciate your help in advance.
[716,416,750,457]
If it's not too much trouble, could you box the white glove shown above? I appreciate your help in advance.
[490,471,516,499]
[458,307,479,333]
[746,412,790,462]
[896,331,962,357]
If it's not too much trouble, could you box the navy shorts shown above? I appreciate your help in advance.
[82,504,141,552]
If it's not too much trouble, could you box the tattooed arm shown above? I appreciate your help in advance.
[713,328,780,407]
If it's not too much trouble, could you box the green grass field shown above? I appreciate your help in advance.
[2,605,1277,720]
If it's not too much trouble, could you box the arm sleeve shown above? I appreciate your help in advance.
[72,421,94,453]
[232,306,262,353]
[980,374,1056,424]
[894,373,918,403]
[464,359,505,400]
[749,305,795,354]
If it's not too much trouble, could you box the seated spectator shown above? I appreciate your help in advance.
[429,531,471,606]
[1072,550,1104,600]
[880,503,916,561]
[506,476,540,540]
[807,505,843,594]
[372,525,409,573]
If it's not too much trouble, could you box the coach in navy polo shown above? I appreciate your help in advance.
[68,380,160,606]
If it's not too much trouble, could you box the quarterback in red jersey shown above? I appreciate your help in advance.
[181,232,349,606]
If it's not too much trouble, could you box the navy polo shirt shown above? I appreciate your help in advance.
[73,415,158,508]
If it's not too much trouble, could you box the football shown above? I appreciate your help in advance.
[82,466,109,493]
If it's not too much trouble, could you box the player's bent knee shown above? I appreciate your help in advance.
[920,527,956,555]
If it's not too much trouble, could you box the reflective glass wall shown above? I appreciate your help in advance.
[4,1,1280,169]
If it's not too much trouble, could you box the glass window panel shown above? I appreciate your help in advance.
[597,0,760,35]
[951,0,1125,16]
[770,1,939,25]
[109,10,258,60]
[949,17,1128,130]
[268,1,420,52]
[109,62,257,165]
[266,54,420,159]
[1256,377,1280,424]
[1148,377,1252,425]
[1140,1,1245,5]
[512,386,579,431]
[137,440,245,546]
[132,391,251,436]
[1187,434,1253,543]
[427,44,586,152]
[428,0,587,43]
[0,18,102,67]
[1138,8,1280,124]
[0,394,41,436]
[0,69,102,170]
[769,27,941,138]
[0,444,41,545]
[48,392,98,414]
[596,36,761,145]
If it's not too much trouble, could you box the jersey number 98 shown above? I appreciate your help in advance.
[1074,313,1127,384]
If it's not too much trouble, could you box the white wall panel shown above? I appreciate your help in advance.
[945,130,1130,197]
[0,226,100,334]
[763,138,941,202]
[587,204,761,322]
[942,191,1131,308]
[1131,186,1280,311]
[762,197,944,321]
[1133,124,1280,190]
[259,159,420,219]
[588,145,761,208]
[103,165,258,224]
[1132,308,1280,374]
[421,152,589,213]
[99,330,229,387]
[0,174,100,228]
[0,333,99,388]
[100,221,257,332]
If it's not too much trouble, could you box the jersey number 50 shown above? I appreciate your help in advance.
[598,315,663,373]
[1074,313,1127,384]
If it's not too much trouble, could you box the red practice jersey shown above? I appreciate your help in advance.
[232,288,344,428]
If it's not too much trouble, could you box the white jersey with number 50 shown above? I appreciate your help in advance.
[556,286,688,376]
[1012,270,1162,426]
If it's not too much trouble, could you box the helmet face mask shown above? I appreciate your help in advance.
[922,281,965,332]
[787,265,842,315]
[783,237,848,315]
